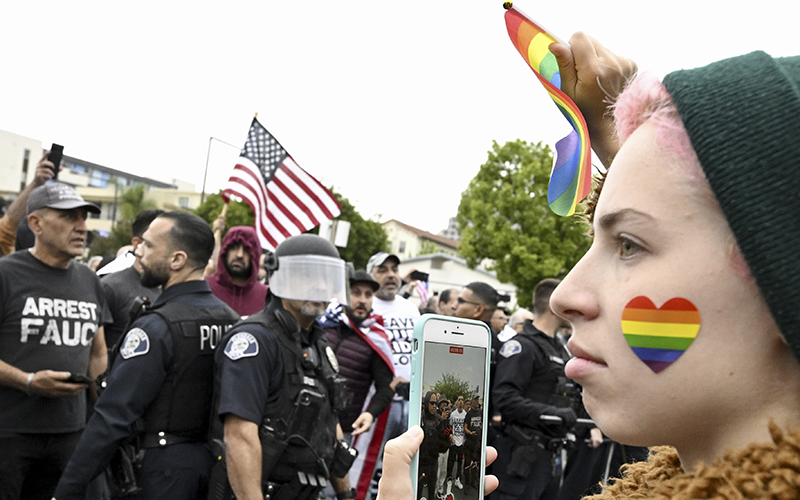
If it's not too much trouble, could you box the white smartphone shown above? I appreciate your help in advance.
[409,314,492,500]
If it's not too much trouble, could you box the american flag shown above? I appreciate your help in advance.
[222,118,341,250]
[415,280,429,304]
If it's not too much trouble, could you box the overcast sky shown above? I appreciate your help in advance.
[1,1,795,233]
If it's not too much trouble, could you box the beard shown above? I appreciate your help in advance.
[225,260,251,280]
[300,301,328,319]
[345,305,370,324]
[140,262,169,288]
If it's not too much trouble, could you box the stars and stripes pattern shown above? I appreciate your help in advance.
[415,280,429,304]
[222,118,341,250]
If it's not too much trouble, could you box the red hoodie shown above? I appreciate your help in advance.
[205,226,268,316]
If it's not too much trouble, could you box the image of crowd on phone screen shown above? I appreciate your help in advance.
[418,391,485,500]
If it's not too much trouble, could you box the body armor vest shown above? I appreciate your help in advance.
[235,302,342,480]
[141,300,239,441]
[519,329,572,408]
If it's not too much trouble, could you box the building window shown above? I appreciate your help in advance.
[89,170,110,188]
[179,196,190,208]
[398,241,406,253]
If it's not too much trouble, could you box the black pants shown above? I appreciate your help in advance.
[0,431,82,500]
[446,444,465,482]
[418,461,438,499]
[131,443,215,500]
[491,434,555,500]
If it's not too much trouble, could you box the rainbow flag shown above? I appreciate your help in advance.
[503,4,592,216]
[621,296,701,373]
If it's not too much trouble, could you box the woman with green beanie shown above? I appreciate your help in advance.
[376,34,800,499]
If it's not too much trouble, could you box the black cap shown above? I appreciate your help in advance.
[350,269,379,292]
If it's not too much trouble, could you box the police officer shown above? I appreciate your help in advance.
[53,211,240,500]
[214,234,357,500]
[491,278,579,500]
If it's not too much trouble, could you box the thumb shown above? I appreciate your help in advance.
[550,42,577,95]
[376,426,424,500]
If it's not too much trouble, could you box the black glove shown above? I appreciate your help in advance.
[545,407,577,429]
[394,381,410,400]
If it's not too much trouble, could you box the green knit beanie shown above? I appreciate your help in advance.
[663,51,800,362]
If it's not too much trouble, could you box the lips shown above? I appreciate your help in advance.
[564,341,606,379]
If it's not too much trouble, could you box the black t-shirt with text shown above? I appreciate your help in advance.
[0,251,108,433]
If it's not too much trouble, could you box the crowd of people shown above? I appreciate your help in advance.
[2,20,799,500]
[0,161,632,500]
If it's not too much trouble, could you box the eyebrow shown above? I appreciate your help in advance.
[596,208,655,233]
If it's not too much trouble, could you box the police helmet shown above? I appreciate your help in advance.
[268,234,347,303]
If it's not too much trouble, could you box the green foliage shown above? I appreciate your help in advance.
[416,240,438,257]
[192,189,386,269]
[330,190,388,269]
[90,184,158,257]
[194,192,255,231]
[429,373,472,403]
[457,140,591,308]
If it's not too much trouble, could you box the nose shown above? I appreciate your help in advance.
[550,250,600,323]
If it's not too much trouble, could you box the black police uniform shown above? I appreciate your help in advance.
[213,296,344,500]
[53,280,239,500]
[491,320,577,500]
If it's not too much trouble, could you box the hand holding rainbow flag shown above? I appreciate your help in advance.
[503,2,592,216]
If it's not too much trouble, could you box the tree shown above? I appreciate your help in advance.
[417,240,438,257]
[457,139,591,308]
[90,184,158,257]
[329,189,388,269]
[430,373,472,404]
[194,192,255,231]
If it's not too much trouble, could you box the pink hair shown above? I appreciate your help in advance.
[612,72,704,182]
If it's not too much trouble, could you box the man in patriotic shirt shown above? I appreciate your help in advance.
[320,270,394,499]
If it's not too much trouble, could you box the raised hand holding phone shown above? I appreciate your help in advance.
[408,315,491,500]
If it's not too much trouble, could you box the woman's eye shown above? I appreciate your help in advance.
[619,237,641,258]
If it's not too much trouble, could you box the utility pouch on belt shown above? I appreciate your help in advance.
[264,472,328,500]
[260,422,289,482]
[206,439,235,500]
[505,423,546,478]
[508,444,540,478]
[108,442,144,497]
[330,438,359,478]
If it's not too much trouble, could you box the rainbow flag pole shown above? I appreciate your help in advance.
[503,2,592,216]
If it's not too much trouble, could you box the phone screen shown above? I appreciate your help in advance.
[416,337,488,499]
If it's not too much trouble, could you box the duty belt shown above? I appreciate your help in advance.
[141,431,197,448]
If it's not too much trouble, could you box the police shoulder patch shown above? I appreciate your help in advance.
[224,332,259,361]
[499,339,522,358]
[120,328,150,359]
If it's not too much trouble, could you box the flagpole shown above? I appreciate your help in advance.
[201,137,242,205]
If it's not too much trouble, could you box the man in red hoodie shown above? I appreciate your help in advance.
[205,226,268,316]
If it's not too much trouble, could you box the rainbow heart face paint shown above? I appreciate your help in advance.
[621,296,701,373]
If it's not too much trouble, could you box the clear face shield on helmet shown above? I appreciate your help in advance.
[268,254,348,304]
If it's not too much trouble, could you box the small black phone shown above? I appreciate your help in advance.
[49,144,64,180]
[410,270,429,282]
[66,373,94,384]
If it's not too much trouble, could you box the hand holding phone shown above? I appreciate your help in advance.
[65,373,94,385]
[409,270,429,282]
[48,144,64,181]
[409,315,491,499]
